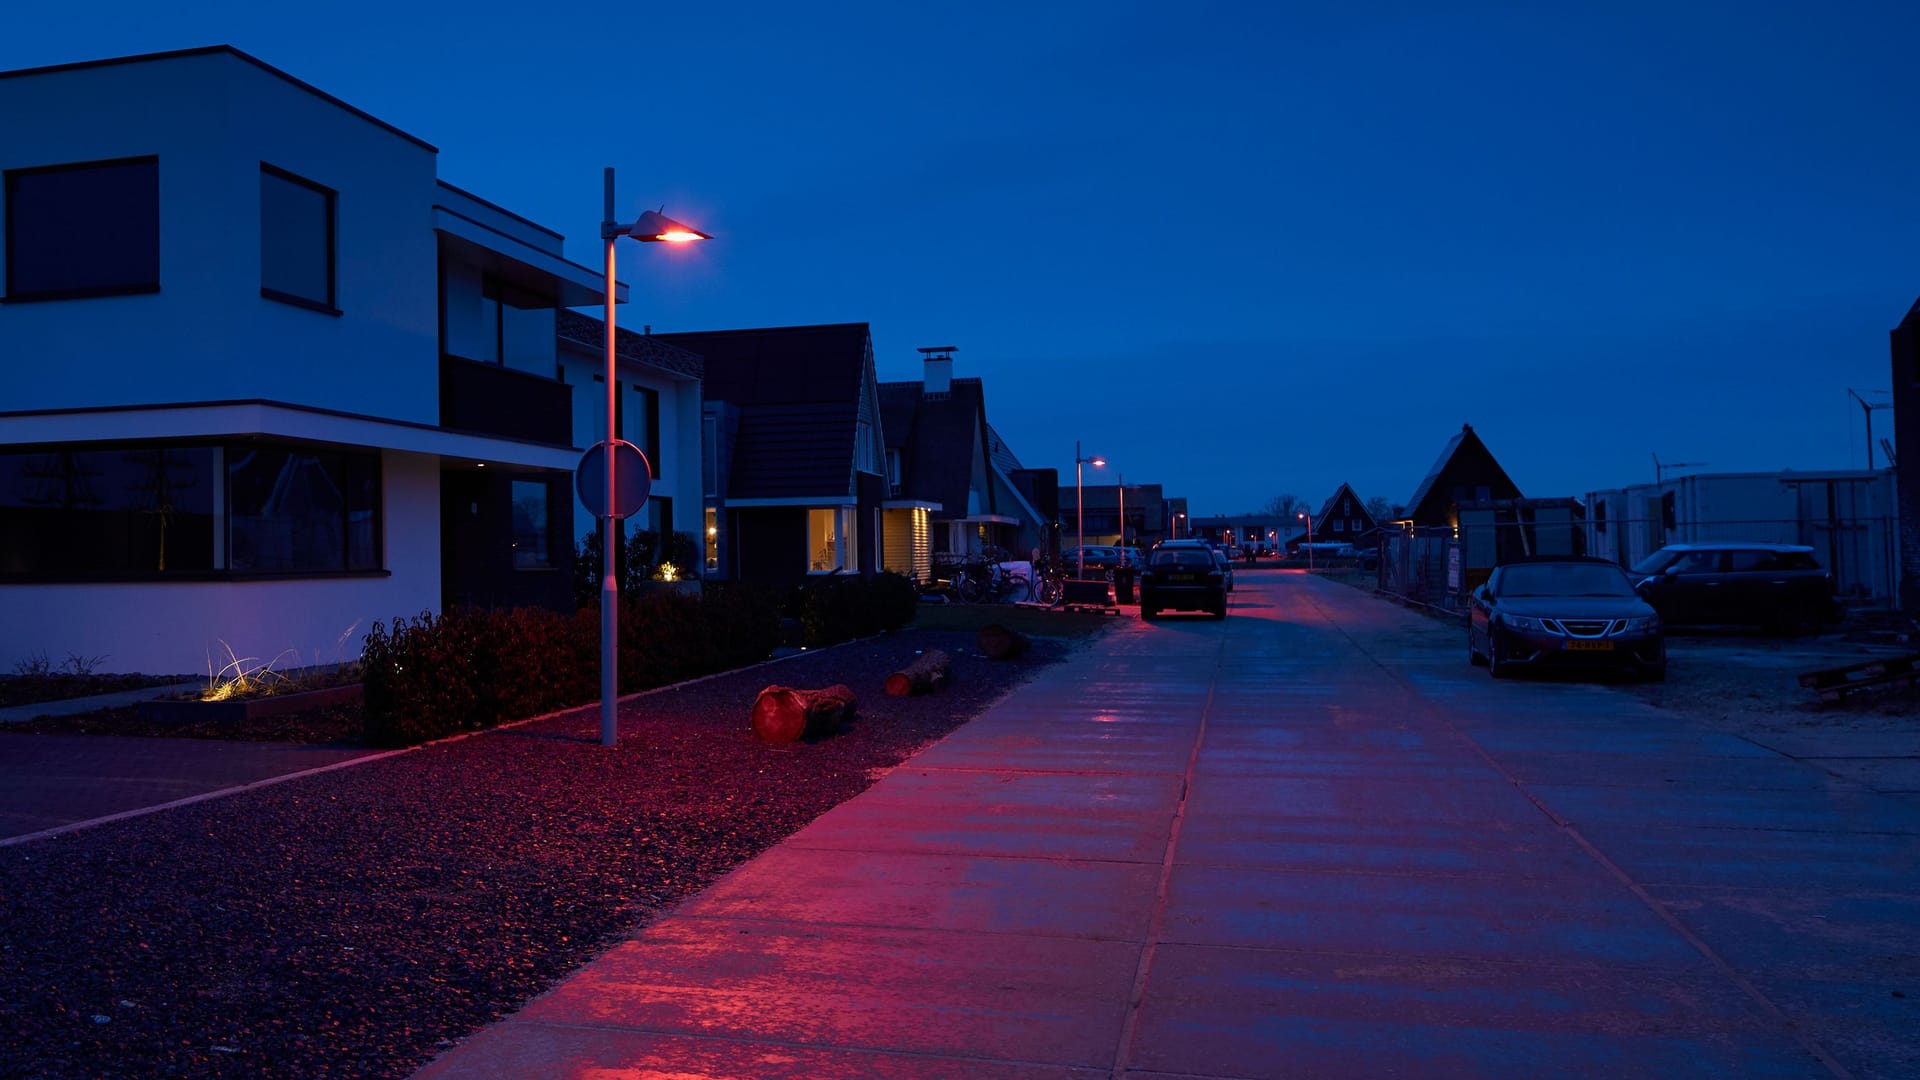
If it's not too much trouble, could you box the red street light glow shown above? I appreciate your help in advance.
[655,229,703,243]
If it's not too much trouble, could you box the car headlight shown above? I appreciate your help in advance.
[1623,615,1660,632]
[1502,615,1542,631]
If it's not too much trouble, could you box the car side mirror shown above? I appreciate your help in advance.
[1663,566,1681,577]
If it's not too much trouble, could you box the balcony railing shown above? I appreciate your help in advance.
[439,354,572,445]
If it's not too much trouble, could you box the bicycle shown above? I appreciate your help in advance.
[1016,554,1066,607]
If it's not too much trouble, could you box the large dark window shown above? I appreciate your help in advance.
[477,276,551,364]
[0,442,380,579]
[0,447,216,576]
[511,479,552,568]
[260,164,336,311]
[4,156,159,301]
[228,446,380,572]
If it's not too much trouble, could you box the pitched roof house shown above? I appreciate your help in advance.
[1306,482,1380,544]
[1404,423,1523,528]
[877,348,1041,574]
[653,324,887,584]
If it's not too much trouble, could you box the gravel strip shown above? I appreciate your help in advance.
[0,629,1075,1079]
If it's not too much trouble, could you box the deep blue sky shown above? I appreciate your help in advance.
[6,2,1914,515]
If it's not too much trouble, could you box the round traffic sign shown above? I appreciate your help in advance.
[576,440,652,519]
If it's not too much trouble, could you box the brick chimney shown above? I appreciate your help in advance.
[917,345,956,395]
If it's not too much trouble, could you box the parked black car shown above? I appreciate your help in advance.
[1630,543,1838,633]
[1468,557,1665,680]
[1140,541,1228,619]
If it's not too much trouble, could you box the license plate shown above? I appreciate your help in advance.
[1563,640,1614,652]
[1166,574,1194,582]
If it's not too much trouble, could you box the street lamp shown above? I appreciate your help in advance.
[1074,440,1105,576]
[1174,511,1185,539]
[1297,510,1313,571]
[598,167,709,748]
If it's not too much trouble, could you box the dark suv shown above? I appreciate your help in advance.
[1630,543,1838,632]
[1139,541,1228,619]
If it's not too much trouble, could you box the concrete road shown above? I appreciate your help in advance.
[420,570,1917,1078]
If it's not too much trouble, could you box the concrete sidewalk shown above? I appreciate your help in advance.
[418,573,1918,1079]
[0,734,375,842]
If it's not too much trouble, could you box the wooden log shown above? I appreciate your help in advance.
[750,684,857,744]
[978,623,1030,660]
[884,649,952,697]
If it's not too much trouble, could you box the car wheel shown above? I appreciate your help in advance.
[1640,664,1667,683]
[1468,628,1487,667]
[1487,630,1511,679]
[1141,605,1157,620]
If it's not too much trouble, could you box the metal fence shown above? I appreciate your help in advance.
[1378,527,1462,613]
[1373,516,1903,613]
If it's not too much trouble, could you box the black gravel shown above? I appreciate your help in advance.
[0,629,1071,1079]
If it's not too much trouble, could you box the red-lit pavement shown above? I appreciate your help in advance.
[418,571,1918,1079]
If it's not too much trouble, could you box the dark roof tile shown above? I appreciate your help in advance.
[556,310,704,381]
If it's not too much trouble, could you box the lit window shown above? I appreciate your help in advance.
[705,507,719,571]
[809,508,842,571]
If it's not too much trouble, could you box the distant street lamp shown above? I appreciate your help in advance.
[1074,440,1105,575]
[1174,511,1185,539]
[1847,388,1892,470]
[597,167,709,748]
[1297,510,1313,571]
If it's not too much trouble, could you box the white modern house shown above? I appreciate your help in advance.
[554,311,705,560]
[0,46,702,675]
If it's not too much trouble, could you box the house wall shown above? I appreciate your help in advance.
[857,471,886,577]
[881,508,931,581]
[0,50,440,423]
[0,449,440,674]
[1892,311,1920,613]
[556,342,700,554]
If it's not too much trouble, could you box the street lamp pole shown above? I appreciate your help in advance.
[1298,511,1313,571]
[597,167,709,747]
[1073,440,1105,575]
[1117,471,1124,548]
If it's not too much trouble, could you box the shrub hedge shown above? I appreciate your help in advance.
[361,575,911,747]
[361,583,783,748]
[794,571,919,647]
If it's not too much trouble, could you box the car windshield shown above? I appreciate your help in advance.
[1498,563,1635,597]
[1630,550,1676,575]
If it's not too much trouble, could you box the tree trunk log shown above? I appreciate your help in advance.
[978,623,1030,660]
[884,649,952,697]
[750,684,857,744]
